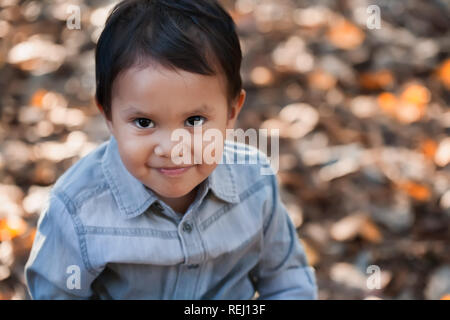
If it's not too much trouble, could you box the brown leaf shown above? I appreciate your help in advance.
[326,19,365,50]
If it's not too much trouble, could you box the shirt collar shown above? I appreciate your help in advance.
[101,135,240,220]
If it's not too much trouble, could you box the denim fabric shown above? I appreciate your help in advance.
[24,135,318,300]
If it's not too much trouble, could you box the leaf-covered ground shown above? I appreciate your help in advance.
[0,0,449,300]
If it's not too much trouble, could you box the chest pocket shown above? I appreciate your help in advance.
[84,226,185,268]
[199,197,264,260]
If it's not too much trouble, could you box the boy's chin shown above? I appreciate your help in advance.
[145,181,196,199]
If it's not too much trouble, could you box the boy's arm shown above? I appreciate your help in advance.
[25,192,100,299]
[252,170,318,300]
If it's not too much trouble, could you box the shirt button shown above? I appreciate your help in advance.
[182,221,193,233]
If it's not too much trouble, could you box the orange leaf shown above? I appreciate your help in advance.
[398,181,431,201]
[359,70,394,90]
[30,89,48,108]
[420,139,438,160]
[394,101,426,124]
[300,239,319,266]
[400,83,430,106]
[326,19,365,50]
[437,59,450,89]
[377,92,398,115]
[0,216,27,241]
[378,88,428,124]
[308,69,336,90]
[360,218,383,243]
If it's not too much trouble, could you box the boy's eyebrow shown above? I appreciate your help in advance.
[181,104,215,116]
[121,104,215,118]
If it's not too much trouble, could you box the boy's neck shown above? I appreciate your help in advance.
[155,185,199,215]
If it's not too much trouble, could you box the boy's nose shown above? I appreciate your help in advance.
[154,142,184,158]
[154,144,182,158]
[153,130,188,159]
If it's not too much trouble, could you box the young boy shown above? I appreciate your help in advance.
[24,0,317,299]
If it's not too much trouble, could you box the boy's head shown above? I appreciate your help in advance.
[94,0,246,208]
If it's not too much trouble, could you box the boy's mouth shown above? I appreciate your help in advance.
[155,165,195,177]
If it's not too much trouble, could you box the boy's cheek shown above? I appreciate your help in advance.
[116,142,150,168]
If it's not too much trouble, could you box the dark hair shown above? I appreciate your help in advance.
[95,0,243,120]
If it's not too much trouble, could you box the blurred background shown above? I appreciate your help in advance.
[0,0,449,300]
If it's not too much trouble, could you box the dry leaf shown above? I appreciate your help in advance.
[434,137,450,167]
[397,181,431,201]
[377,85,429,123]
[250,66,274,86]
[30,89,49,108]
[278,103,319,139]
[400,83,430,106]
[436,59,450,89]
[7,35,66,75]
[326,19,365,50]
[419,139,438,161]
[359,70,394,90]
[394,101,426,123]
[377,92,398,115]
[300,239,319,266]
[359,218,383,243]
[330,212,381,243]
[0,216,27,241]
[308,69,337,90]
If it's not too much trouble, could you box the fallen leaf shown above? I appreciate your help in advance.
[435,137,450,167]
[419,139,438,161]
[330,212,381,243]
[400,83,430,106]
[359,70,394,90]
[326,19,365,50]
[308,69,337,90]
[30,89,48,108]
[377,92,398,115]
[397,181,431,201]
[436,58,450,89]
[0,216,27,241]
[300,239,319,266]
[250,66,274,86]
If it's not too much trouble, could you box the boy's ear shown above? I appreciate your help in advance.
[96,99,114,134]
[226,89,246,130]
[95,99,103,114]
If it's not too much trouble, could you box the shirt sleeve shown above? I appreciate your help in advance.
[24,192,100,299]
[252,167,318,300]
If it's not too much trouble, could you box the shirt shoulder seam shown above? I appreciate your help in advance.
[53,191,99,277]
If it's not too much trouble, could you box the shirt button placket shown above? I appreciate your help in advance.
[174,219,203,299]
[182,221,193,233]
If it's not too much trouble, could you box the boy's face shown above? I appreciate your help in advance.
[102,64,245,212]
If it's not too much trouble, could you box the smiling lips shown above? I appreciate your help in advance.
[156,165,194,176]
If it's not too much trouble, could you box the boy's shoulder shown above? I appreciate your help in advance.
[223,139,273,167]
[50,138,110,208]
[221,139,276,195]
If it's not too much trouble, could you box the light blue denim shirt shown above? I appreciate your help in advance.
[24,135,318,300]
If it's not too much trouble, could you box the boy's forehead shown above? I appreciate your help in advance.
[112,64,228,104]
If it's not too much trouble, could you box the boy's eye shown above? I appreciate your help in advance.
[186,116,206,127]
[133,118,154,129]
